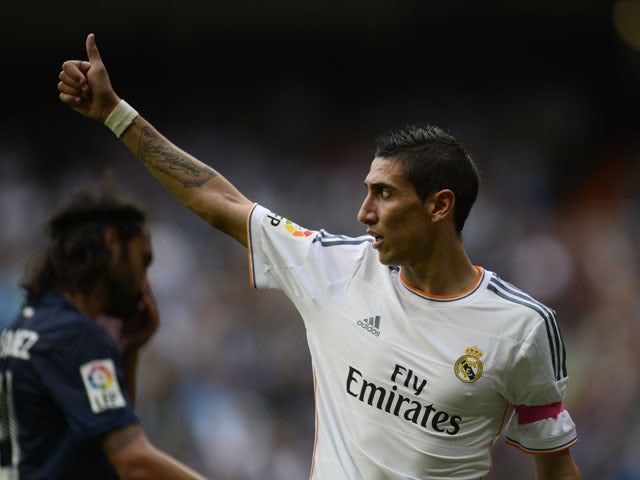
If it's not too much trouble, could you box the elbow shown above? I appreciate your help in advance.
[113,456,149,480]
[110,439,161,480]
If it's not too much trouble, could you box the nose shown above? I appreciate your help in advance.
[357,194,376,225]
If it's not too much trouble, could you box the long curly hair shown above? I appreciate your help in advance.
[21,185,147,301]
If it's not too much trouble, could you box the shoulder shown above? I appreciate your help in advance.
[483,272,567,380]
[312,229,374,254]
[484,271,556,323]
[15,294,114,351]
[251,204,372,245]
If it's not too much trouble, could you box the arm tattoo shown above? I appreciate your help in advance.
[137,125,217,188]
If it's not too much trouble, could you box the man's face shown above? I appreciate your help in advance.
[105,228,153,319]
[357,157,433,267]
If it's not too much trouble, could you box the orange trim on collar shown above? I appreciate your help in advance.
[400,266,484,299]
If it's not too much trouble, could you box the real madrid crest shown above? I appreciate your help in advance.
[454,346,484,383]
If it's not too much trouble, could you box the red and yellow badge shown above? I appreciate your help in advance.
[454,346,484,383]
[284,219,313,237]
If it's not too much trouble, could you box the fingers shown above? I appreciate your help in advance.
[58,34,117,120]
[58,64,88,105]
[58,91,83,107]
[140,276,151,292]
[60,60,90,87]
[138,278,160,327]
[137,278,155,309]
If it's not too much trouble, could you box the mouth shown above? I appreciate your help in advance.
[368,230,383,249]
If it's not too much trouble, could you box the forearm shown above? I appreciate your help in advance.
[139,447,208,480]
[534,450,581,480]
[535,472,581,480]
[104,425,208,480]
[119,114,252,245]
[58,35,253,245]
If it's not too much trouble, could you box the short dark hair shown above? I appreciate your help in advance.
[21,186,147,300]
[374,123,479,235]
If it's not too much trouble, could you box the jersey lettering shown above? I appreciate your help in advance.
[266,213,282,227]
[345,365,461,435]
[0,329,40,360]
[390,364,427,396]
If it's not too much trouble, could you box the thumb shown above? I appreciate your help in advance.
[85,33,103,63]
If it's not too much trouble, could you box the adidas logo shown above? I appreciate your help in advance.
[357,315,381,337]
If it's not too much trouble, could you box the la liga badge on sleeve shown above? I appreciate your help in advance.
[79,358,126,413]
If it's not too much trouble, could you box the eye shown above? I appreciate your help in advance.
[364,183,392,200]
[375,186,391,199]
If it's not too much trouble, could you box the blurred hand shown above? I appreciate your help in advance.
[58,33,121,123]
[119,278,160,356]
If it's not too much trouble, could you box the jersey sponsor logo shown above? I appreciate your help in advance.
[357,315,381,336]
[265,212,313,238]
[346,363,462,435]
[80,359,126,413]
[0,329,39,360]
[454,346,484,383]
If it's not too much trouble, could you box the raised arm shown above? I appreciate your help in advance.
[57,34,253,246]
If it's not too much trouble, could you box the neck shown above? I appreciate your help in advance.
[61,290,105,320]
[400,235,479,297]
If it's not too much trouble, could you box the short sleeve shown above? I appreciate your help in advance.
[35,320,139,441]
[248,204,371,300]
[504,321,577,453]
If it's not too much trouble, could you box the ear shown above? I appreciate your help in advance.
[429,189,456,223]
[103,226,121,258]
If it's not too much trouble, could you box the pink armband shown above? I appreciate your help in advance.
[514,401,564,425]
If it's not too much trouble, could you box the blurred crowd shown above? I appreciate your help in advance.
[1,31,639,479]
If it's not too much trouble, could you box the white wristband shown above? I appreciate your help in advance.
[104,100,138,137]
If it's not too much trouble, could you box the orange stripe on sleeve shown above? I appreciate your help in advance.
[246,203,258,289]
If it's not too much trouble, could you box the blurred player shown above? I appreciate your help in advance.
[57,34,581,479]
[0,186,208,479]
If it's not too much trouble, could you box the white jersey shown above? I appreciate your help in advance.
[247,204,577,480]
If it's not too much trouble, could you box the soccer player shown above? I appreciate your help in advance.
[0,186,208,479]
[57,33,581,479]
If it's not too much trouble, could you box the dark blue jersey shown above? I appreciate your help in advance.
[0,294,140,479]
